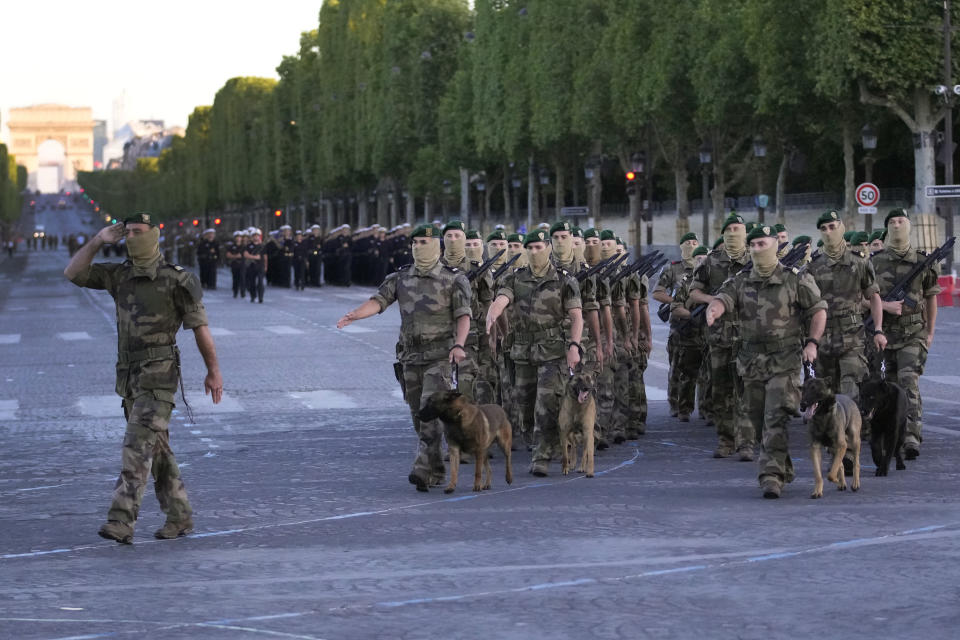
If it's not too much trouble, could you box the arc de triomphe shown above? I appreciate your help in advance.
[7,105,94,187]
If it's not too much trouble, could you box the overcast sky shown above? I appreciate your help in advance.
[0,1,322,141]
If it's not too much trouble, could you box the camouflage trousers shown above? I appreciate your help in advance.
[669,334,702,417]
[107,396,192,526]
[402,360,456,481]
[514,359,567,464]
[596,346,628,442]
[498,352,522,439]
[815,345,867,405]
[464,343,497,405]
[879,337,929,446]
[666,338,678,413]
[741,371,800,485]
[698,345,712,419]
[627,347,649,437]
[710,345,742,449]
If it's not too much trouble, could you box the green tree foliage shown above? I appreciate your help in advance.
[0,144,24,226]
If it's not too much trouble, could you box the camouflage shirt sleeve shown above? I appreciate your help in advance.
[627,274,649,303]
[478,271,495,304]
[715,275,738,314]
[496,271,517,305]
[860,258,880,299]
[562,274,583,311]
[69,262,121,291]
[691,259,711,293]
[921,260,942,298]
[452,273,473,319]
[174,271,209,329]
[797,272,828,320]
[372,271,400,312]
[653,265,673,294]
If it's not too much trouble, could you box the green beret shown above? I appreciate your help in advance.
[745,221,758,233]
[571,227,583,238]
[410,224,440,239]
[583,228,599,240]
[816,210,841,228]
[884,208,908,227]
[692,246,709,257]
[792,235,811,246]
[817,239,824,247]
[869,229,885,243]
[486,229,507,242]
[712,237,724,250]
[549,220,572,235]
[679,232,699,245]
[616,236,625,246]
[466,229,481,240]
[442,220,466,234]
[123,212,156,227]
[720,213,745,233]
[506,232,525,244]
[851,231,869,244]
[774,223,786,233]
[599,229,616,241]
[746,224,778,243]
[523,229,548,247]
[843,230,855,242]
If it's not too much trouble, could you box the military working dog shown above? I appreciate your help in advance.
[860,379,908,476]
[800,377,862,498]
[559,369,597,478]
[419,391,513,493]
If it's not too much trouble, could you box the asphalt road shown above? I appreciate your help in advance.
[2,202,960,640]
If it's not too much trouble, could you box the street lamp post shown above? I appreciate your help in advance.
[475,174,486,234]
[752,135,767,224]
[442,179,452,221]
[584,156,601,230]
[511,172,522,232]
[538,166,550,221]
[629,152,647,250]
[699,143,712,248]
[861,124,878,233]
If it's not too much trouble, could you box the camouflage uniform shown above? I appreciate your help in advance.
[605,266,631,442]
[372,262,472,484]
[443,255,495,404]
[716,264,826,488]
[691,248,750,454]
[69,256,206,529]
[497,263,581,468]
[806,249,879,403]
[625,272,651,437]
[654,260,690,415]
[669,275,706,418]
[871,247,941,450]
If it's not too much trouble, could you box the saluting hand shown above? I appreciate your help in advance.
[97,222,125,245]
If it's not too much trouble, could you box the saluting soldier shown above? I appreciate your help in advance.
[197,228,220,290]
[337,224,470,491]
[486,229,583,476]
[706,224,827,499]
[64,213,223,542]
[870,209,941,460]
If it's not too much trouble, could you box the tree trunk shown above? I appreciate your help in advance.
[712,163,727,235]
[423,195,432,225]
[459,167,470,220]
[775,151,789,227]
[589,140,603,232]
[527,159,538,233]
[674,165,690,242]
[555,159,565,219]
[503,164,513,228]
[842,121,856,227]
[405,191,415,225]
[358,191,368,227]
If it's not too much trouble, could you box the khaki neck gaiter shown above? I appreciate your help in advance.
[552,236,573,265]
[528,245,553,278]
[821,222,847,261]
[488,243,507,269]
[465,245,484,263]
[443,235,465,265]
[723,228,747,261]
[126,227,161,267]
[600,244,617,261]
[573,243,585,265]
[412,240,441,273]
[584,244,601,265]
[508,246,528,269]
[751,243,779,278]
[680,243,696,269]
[886,221,911,257]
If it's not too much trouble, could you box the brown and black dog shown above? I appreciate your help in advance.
[419,391,513,493]
[800,377,862,499]
[559,369,597,478]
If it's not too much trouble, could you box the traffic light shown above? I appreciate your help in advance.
[274,209,282,217]
[159,223,165,229]
[214,218,222,225]
[625,171,637,196]
[192,219,199,226]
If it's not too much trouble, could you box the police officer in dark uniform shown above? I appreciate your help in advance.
[225,230,247,298]
[277,225,295,288]
[292,229,309,290]
[197,229,221,290]
[307,224,323,287]
[244,229,267,303]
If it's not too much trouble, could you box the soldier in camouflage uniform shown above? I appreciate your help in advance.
[775,224,790,259]
[807,210,886,405]
[551,221,603,376]
[669,246,710,420]
[338,224,471,491]
[623,238,652,439]
[870,209,941,459]
[64,213,223,543]
[689,213,751,459]
[868,229,885,254]
[485,229,510,412]
[595,231,628,443]
[486,229,583,476]
[653,232,700,420]
[707,224,827,499]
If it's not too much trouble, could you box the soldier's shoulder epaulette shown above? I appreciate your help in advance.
[869,250,882,258]
[559,267,570,277]
[443,264,460,273]
[918,249,929,257]
[164,263,186,272]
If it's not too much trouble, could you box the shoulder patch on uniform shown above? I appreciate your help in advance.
[444,265,459,273]
[162,263,185,272]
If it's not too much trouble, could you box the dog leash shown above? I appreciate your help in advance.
[880,358,887,381]
[451,362,459,391]
[803,361,815,381]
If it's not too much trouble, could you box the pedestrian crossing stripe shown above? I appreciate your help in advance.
[265,325,305,335]
[289,390,359,409]
[57,332,92,341]
[0,400,18,420]
[0,334,21,344]
[208,327,236,336]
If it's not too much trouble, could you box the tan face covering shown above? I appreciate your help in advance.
[465,245,484,263]
[820,222,846,261]
[886,219,911,256]
[443,235,465,265]
[600,243,617,261]
[680,242,696,268]
[750,241,779,278]
[723,228,747,260]
[508,245,528,269]
[412,239,441,272]
[126,227,161,266]
[488,242,507,268]
[528,245,553,277]
[552,235,574,264]
[584,243,601,265]
[573,241,585,264]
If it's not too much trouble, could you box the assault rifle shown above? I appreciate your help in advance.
[491,252,522,280]
[864,236,955,332]
[466,248,505,282]
[596,252,630,280]
[608,251,664,286]
[657,272,690,323]
[575,253,619,281]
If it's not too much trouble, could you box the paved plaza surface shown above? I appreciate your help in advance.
[2,205,960,639]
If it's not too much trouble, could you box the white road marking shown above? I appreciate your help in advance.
[265,325,305,336]
[339,325,374,333]
[208,327,236,336]
[924,375,960,386]
[0,334,21,344]
[77,395,120,418]
[57,331,92,341]
[0,399,19,420]
[923,425,960,437]
[334,292,377,301]
[289,390,359,409]
[391,388,405,401]
[645,385,668,401]
[190,392,244,414]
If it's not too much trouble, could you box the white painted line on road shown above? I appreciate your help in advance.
[49,303,78,309]
[190,392,244,414]
[57,331,92,341]
[265,325,305,336]
[392,388,405,401]
[0,334,21,344]
[208,327,236,336]
[0,399,19,420]
[924,375,960,386]
[334,292,377,301]
[645,385,668,401]
[7,307,27,311]
[339,325,374,333]
[289,390,358,410]
[923,425,960,437]
[77,395,120,418]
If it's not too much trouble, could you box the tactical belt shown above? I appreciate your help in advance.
[739,333,801,354]
[514,327,565,342]
[826,313,863,329]
[889,312,924,327]
[117,345,177,364]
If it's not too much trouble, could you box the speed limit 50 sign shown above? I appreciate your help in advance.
[856,182,879,214]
